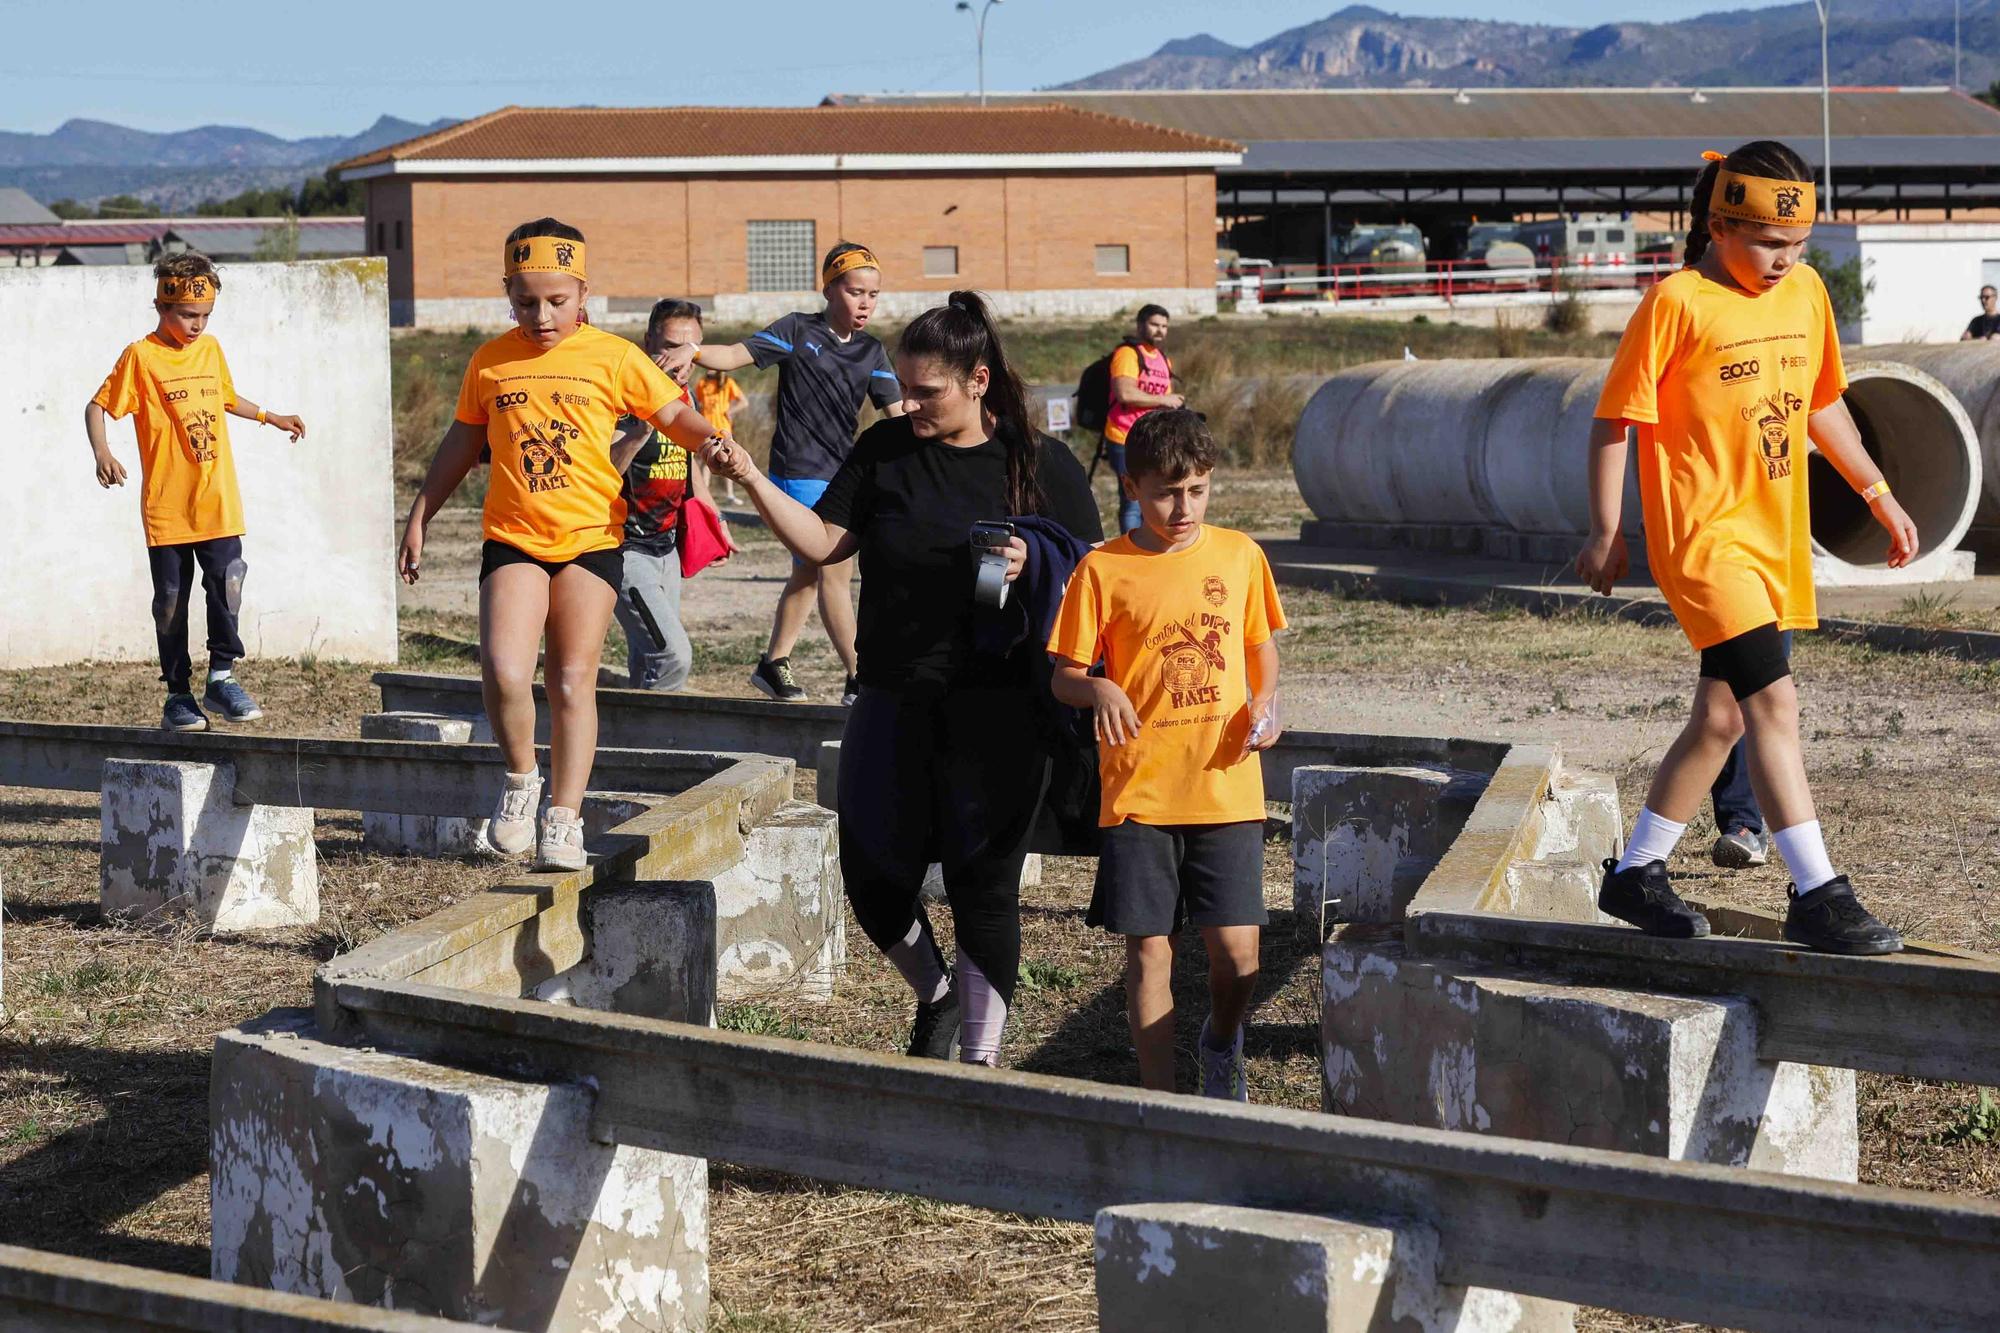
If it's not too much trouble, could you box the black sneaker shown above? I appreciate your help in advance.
[749,656,805,702]
[162,693,210,732]
[1598,858,1710,938]
[841,675,861,707]
[906,984,961,1060]
[203,676,264,722]
[1784,877,1904,955]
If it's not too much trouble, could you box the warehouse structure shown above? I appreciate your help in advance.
[334,104,1241,327]
[829,87,2000,268]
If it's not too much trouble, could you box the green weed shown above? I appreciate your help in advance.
[718,1004,810,1042]
[1018,959,1086,993]
[1937,1088,2000,1146]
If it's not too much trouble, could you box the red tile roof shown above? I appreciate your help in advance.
[0,223,169,246]
[335,104,1241,172]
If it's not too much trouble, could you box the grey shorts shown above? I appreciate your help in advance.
[1087,818,1268,937]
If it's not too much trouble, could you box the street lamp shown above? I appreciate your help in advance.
[956,0,1004,108]
[1812,0,1834,219]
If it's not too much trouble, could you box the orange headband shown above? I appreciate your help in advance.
[822,247,880,286]
[157,273,217,304]
[1703,151,1815,227]
[505,235,587,280]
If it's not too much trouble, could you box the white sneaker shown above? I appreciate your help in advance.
[487,770,542,855]
[536,805,586,872]
[1199,1017,1248,1103]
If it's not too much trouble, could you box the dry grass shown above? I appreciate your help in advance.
[5,570,1999,1330]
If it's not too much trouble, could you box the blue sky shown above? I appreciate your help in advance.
[6,0,1800,138]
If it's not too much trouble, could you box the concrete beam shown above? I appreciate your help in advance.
[0,720,746,816]
[0,1242,475,1331]
[370,671,1513,790]
[321,979,2000,1333]
[1406,909,2000,1086]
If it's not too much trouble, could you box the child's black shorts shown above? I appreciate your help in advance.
[1697,621,1791,701]
[1087,818,1267,937]
[479,539,622,592]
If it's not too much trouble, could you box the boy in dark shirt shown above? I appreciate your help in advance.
[610,299,729,690]
[659,242,904,704]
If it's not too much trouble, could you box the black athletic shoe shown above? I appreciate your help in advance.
[1783,877,1904,955]
[749,656,805,702]
[1598,858,1711,938]
[906,984,962,1060]
[203,676,264,722]
[162,693,210,732]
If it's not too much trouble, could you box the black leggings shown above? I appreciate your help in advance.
[838,685,1051,1008]
[147,536,246,694]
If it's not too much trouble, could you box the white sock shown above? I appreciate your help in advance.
[955,947,1008,1066]
[207,668,231,683]
[504,769,540,788]
[886,918,950,1005]
[1615,807,1688,872]
[1772,820,1838,893]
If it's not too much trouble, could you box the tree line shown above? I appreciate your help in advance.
[47,168,360,221]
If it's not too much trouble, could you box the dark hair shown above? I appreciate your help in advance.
[154,250,220,291]
[1136,303,1170,326]
[646,298,703,342]
[1125,408,1218,484]
[505,217,586,246]
[899,291,1043,515]
[1684,140,1813,267]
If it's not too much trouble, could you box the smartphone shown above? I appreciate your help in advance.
[969,520,1017,550]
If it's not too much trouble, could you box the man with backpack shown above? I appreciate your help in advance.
[1076,305,1182,533]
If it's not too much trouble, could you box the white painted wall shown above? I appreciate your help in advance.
[0,258,398,669]
[1813,222,2000,344]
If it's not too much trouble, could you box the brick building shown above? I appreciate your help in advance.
[334,105,1240,328]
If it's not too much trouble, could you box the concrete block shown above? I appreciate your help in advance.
[712,800,844,1001]
[1320,937,1857,1181]
[580,791,668,841]
[211,1009,707,1332]
[1293,766,1453,928]
[534,881,717,1023]
[1529,767,1621,868]
[1095,1202,1573,1333]
[101,758,318,931]
[359,713,489,856]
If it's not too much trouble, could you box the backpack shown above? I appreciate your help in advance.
[1073,337,1144,434]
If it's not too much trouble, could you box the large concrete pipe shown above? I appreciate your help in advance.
[1860,343,2000,537]
[1293,357,1981,584]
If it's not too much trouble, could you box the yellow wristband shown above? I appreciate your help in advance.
[255,408,268,425]
[1859,479,1891,503]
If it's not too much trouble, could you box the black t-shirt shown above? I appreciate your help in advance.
[748,311,901,482]
[817,418,1103,690]
[1967,313,2000,339]
[617,420,689,552]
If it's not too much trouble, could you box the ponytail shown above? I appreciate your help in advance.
[899,291,1044,515]
[1684,139,1814,268]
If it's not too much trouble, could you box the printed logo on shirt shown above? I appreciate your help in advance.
[1202,575,1229,607]
[517,418,581,493]
[1780,354,1810,370]
[1742,391,1804,479]
[805,340,822,356]
[1146,614,1232,710]
[1717,358,1760,384]
[184,408,220,463]
[494,391,531,410]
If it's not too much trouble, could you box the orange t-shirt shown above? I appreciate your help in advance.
[455,325,683,561]
[1105,343,1172,445]
[1595,265,1847,650]
[1048,525,1287,827]
[694,372,745,436]
[92,333,242,547]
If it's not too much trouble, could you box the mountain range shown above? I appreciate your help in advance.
[0,115,455,211]
[1060,1,2000,91]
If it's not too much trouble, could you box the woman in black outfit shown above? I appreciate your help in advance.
[704,291,1102,1064]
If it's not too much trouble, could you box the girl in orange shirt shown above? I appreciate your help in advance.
[1579,141,1917,954]
[398,218,725,870]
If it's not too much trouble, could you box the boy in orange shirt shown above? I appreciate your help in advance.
[86,251,306,732]
[1048,408,1285,1100]
[692,362,746,503]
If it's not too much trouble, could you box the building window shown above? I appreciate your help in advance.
[748,219,817,292]
[375,221,386,254]
[1095,244,1131,276]
[923,245,959,278]
[393,220,404,250]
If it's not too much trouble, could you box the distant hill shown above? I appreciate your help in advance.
[0,115,455,211]
[1061,1,2000,91]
